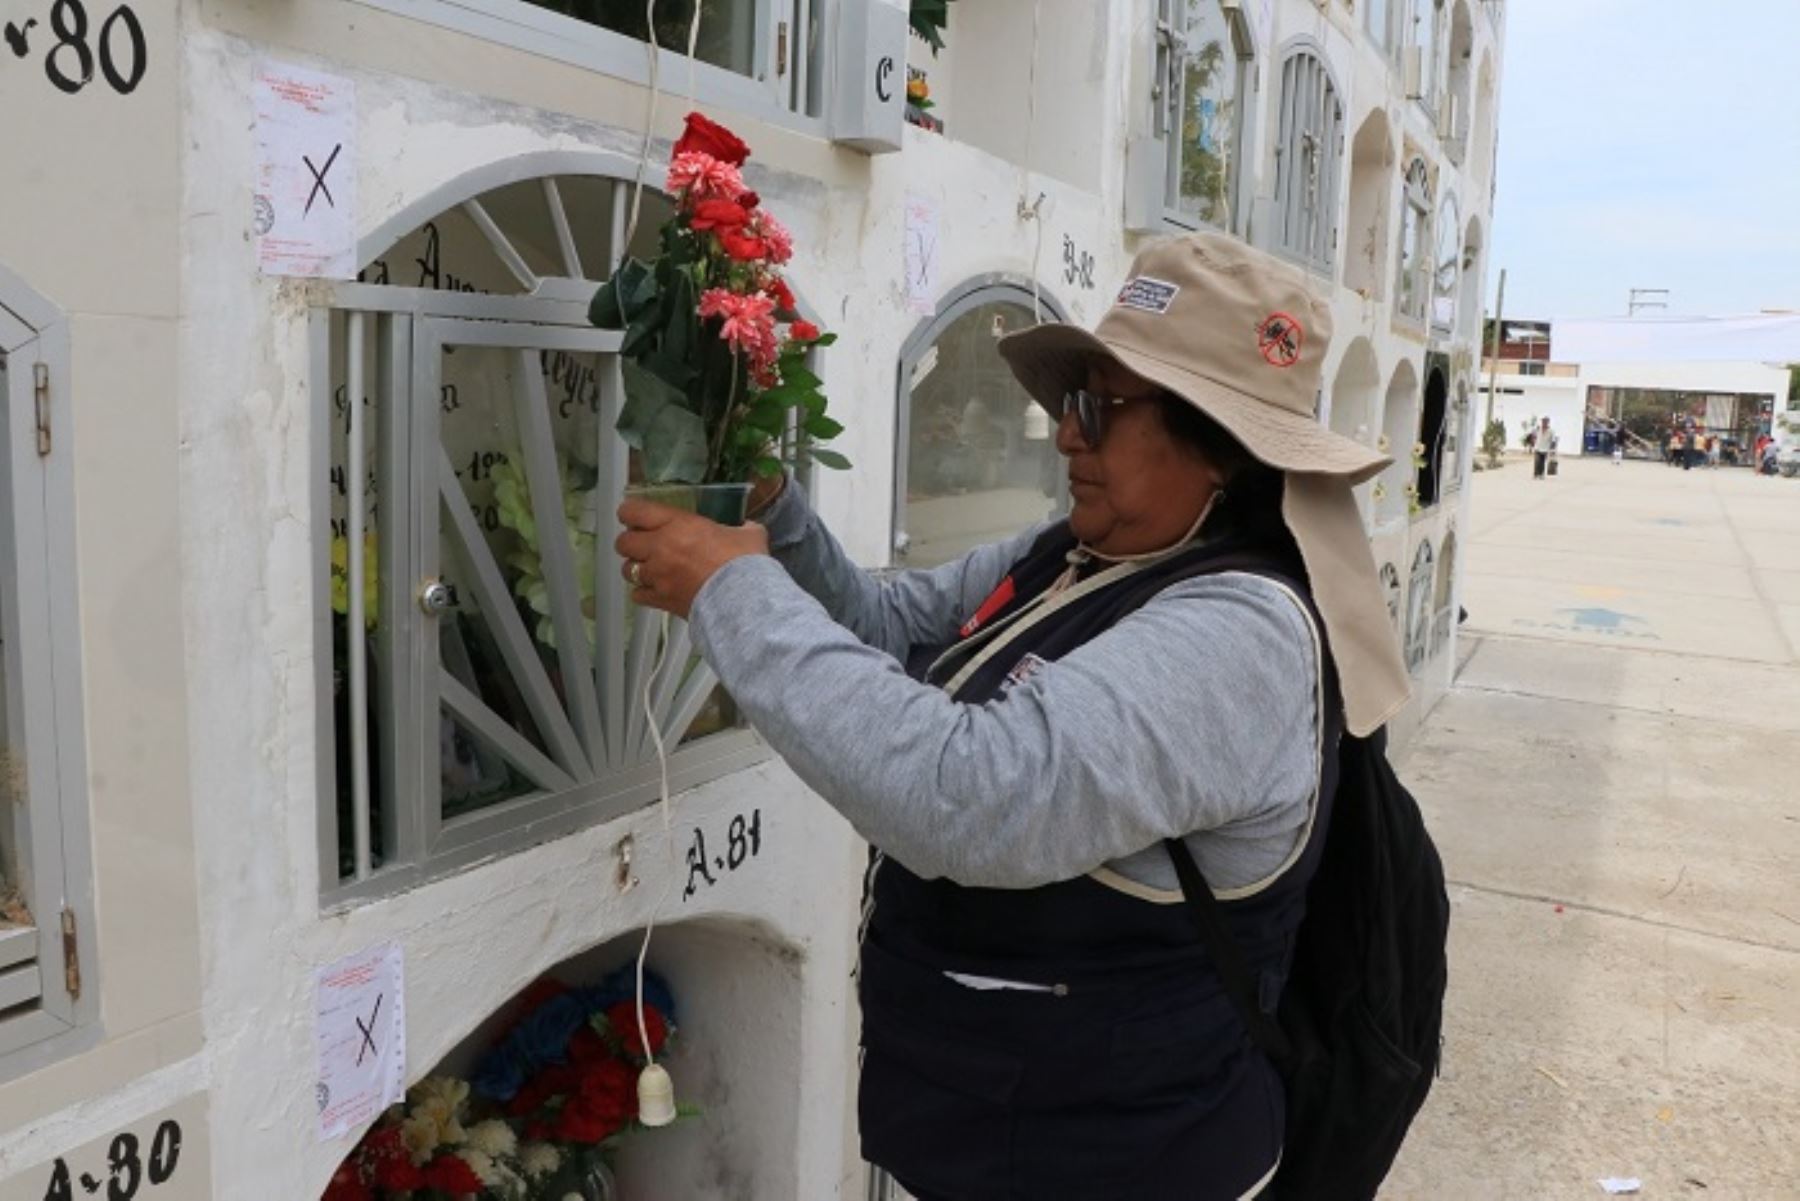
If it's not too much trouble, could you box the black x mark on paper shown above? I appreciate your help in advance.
[304,143,343,217]
[354,993,382,1067]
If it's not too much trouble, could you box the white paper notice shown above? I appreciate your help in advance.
[255,63,357,279]
[904,193,941,316]
[316,942,405,1142]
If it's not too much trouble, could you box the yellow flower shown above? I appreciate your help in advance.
[329,532,379,627]
[400,1113,441,1165]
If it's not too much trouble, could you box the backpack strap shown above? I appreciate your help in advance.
[1163,836,1294,1072]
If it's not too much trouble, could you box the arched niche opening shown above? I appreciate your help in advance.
[1433,528,1458,659]
[893,278,1071,568]
[1377,359,1419,525]
[1446,1,1475,164]
[1417,355,1450,509]
[320,154,821,899]
[1459,214,1485,344]
[1343,109,1395,300]
[323,918,807,1200]
[1471,55,1496,187]
[1405,538,1436,673]
[1330,338,1381,521]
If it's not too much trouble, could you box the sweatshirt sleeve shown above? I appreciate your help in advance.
[688,554,1320,889]
[754,477,1048,660]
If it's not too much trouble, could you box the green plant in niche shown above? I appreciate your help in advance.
[910,0,955,54]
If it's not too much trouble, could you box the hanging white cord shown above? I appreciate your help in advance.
[624,0,705,1127]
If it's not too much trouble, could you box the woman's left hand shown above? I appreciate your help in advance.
[615,499,771,619]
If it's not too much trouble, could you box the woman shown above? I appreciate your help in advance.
[617,234,1409,1199]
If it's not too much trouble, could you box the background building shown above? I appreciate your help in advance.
[0,1,1504,1196]
[1481,317,1792,460]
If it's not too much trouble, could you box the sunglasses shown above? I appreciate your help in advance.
[1057,389,1134,448]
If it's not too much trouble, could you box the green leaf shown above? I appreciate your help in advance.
[753,456,784,478]
[809,448,852,470]
[811,332,839,348]
[590,258,656,329]
[619,359,709,484]
[782,364,823,391]
[804,415,845,440]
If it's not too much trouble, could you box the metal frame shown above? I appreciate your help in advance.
[891,276,1072,564]
[1397,157,1433,326]
[1156,0,1260,236]
[1430,190,1462,337]
[348,0,825,125]
[1270,36,1345,275]
[0,268,99,1076]
[316,165,794,905]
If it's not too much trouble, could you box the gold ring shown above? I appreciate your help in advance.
[629,561,644,587]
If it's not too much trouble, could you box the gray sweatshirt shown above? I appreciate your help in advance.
[687,482,1323,895]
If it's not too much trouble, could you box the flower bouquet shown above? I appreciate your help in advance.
[588,112,848,526]
[324,967,685,1201]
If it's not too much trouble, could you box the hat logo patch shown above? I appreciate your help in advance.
[1115,277,1181,315]
[1256,312,1304,368]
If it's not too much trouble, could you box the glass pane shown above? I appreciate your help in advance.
[1433,197,1461,330]
[1366,0,1390,47]
[521,0,759,78]
[440,711,537,819]
[327,315,388,878]
[1173,1,1241,227]
[904,300,1062,568]
[1399,202,1423,319]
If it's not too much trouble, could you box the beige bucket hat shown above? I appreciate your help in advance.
[997,232,1410,736]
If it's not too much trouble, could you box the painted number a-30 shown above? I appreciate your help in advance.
[41,1119,181,1201]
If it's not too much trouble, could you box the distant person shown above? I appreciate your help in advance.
[1533,417,1553,480]
[1612,429,1624,466]
[1667,431,1682,467]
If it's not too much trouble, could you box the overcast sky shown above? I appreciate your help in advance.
[1490,0,1800,321]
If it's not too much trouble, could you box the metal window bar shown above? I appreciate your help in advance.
[463,198,543,294]
[346,312,374,880]
[542,179,585,280]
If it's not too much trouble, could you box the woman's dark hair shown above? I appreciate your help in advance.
[1155,394,1288,541]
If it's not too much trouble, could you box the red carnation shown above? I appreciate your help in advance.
[739,190,761,210]
[555,1058,637,1144]
[790,319,822,344]
[568,1025,611,1066]
[690,198,751,232]
[370,1148,425,1193]
[674,111,750,166]
[421,1153,484,1195]
[769,277,796,315]
[605,1001,670,1058]
[719,230,770,263]
[507,1061,583,1116]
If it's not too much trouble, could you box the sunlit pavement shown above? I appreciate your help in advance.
[1383,456,1800,1198]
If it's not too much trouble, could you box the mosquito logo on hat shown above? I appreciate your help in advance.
[1257,311,1304,368]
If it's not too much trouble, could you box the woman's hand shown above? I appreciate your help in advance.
[615,500,771,620]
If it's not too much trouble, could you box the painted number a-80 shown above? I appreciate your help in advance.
[43,1,148,96]
[41,1118,182,1201]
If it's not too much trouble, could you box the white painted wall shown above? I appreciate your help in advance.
[0,0,1506,1196]
[1483,376,1586,452]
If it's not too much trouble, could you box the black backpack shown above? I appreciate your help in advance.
[1166,728,1450,1200]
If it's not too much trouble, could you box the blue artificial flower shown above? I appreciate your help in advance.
[470,1044,527,1102]
[580,965,676,1024]
[510,992,588,1072]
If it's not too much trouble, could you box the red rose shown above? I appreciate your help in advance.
[790,319,822,343]
[371,1150,425,1193]
[605,1001,670,1058]
[421,1153,484,1195]
[718,230,770,262]
[769,277,796,314]
[690,198,751,232]
[739,190,761,210]
[674,111,750,166]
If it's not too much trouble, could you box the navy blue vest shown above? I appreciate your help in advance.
[859,525,1343,1201]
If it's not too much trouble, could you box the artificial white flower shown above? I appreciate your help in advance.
[521,1143,562,1180]
[458,1148,500,1188]
[400,1113,442,1165]
[466,1119,518,1160]
[409,1076,471,1116]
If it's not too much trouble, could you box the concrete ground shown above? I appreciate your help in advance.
[1382,456,1800,1199]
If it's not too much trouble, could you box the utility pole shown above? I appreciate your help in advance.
[1484,269,1506,429]
[1628,287,1669,316]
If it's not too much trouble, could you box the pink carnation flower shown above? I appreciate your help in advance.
[666,152,747,203]
[753,212,795,265]
[698,288,780,372]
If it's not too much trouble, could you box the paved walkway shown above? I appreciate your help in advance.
[1383,457,1800,1198]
